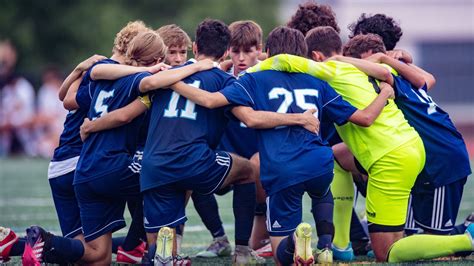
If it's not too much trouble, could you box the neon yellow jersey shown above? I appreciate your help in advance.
[247,54,420,170]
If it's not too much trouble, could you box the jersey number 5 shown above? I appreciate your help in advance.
[93,89,115,119]
[269,87,319,116]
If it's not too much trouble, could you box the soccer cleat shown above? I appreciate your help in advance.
[255,242,273,257]
[464,212,474,227]
[154,227,174,266]
[315,247,333,264]
[466,223,474,250]
[22,226,50,266]
[0,227,19,263]
[293,223,314,266]
[173,255,192,265]
[332,242,355,261]
[196,235,231,257]
[116,241,146,264]
[233,245,266,265]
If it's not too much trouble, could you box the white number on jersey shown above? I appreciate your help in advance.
[414,88,437,115]
[93,90,115,119]
[164,80,199,120]
[268,87,319,116]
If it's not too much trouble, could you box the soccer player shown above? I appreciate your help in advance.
[342,33,471,236]
[166,25,396,265]
[157,24,191,66]
[244,26,474,262]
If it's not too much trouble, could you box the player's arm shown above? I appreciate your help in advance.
[170,81,230,108]
[331,55,393,84]
[139,59,216,93]
[90,63,169,81]
[247,54,337,81]
[232,107,319,133]
[366,53,425,88]
[386,49,413,64]
[59,54,107,101]
[63,74,84,110]
[347,82,394,126]
[407,63,436,90]
[80,96,149,141]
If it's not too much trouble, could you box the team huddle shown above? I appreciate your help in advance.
[0,2,473,265]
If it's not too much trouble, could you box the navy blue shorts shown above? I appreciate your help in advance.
[49,171,82,238]
[266,172,333,236]
[74,169,141,242]
[143,151,232,233]
[405,177,467,234]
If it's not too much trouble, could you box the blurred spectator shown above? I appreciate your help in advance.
[34,66,67,157]
[0,40,36,156]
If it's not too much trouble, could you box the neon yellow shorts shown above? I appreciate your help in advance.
[366,136,425,226]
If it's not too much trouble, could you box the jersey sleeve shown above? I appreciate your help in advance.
[130,72,152,97]
[322,83,357,125]
[246,54,338,82]
[219,74,256,108]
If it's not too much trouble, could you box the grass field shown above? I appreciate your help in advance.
[0,157,473,265]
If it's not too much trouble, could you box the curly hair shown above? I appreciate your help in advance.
[125,31,167,67]
[348,13,402,50]
[113,20,149,55]
[287,1,340,36]
[343,34,386,58]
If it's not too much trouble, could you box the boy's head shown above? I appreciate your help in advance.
[305,26,342,61]
[125,30,167,67]
[287,1,340,36]
[343,33,386,59]
[194,19,231,61]
[228,20,263,74]
[265,26,307,58]
[349,13,402,50]
[113,20,149,56]
[157,24,192,66]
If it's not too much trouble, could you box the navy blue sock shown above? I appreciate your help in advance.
[350,208,369,241]
[176,224,183,236]
[311,190,334,249]
[233,183,256,246]
[450,223,467,235]
[112,236,126,253]
[44,236,84,263]
[9,236,25,256]
[276,235,295,266]
[122,199,145,251]
[192,192,225,238]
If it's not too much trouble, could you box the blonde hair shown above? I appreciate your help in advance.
[156,24,192,49]
[125,31,167,66]
[112,20,149,55]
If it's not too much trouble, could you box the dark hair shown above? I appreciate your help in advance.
[348,13,402,50]
[343,34,386,58]
[195,19,231,59]
[305,26,342,57]
[287,1,340,36]
[229,20,262,50]
[265,26,307,57]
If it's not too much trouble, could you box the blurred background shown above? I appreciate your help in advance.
[0,0,472,157]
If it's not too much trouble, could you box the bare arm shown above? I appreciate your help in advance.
[348,82,394,127]
[408,63,436,90]
[90,63,168,81]
[370,53,425,88]
[170,81,229,108]
[232,107,319,133]
[63,75,83,110]
[59,54,107,101]
[386,49,413,64]
[80,98,148,141]
[139,59,215,93]
[331,55,393,84]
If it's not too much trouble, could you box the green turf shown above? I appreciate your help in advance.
[0,157,473,265]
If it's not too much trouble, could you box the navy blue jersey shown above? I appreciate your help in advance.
[74,71,150,185]
[52,59,118,162]
[220,71,357,195]
[393,75,471,187]
[218,120,258,159]
[140,64,236,191]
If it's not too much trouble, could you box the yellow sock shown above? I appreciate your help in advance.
[388,233,472,262]
[331,162,354,249]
